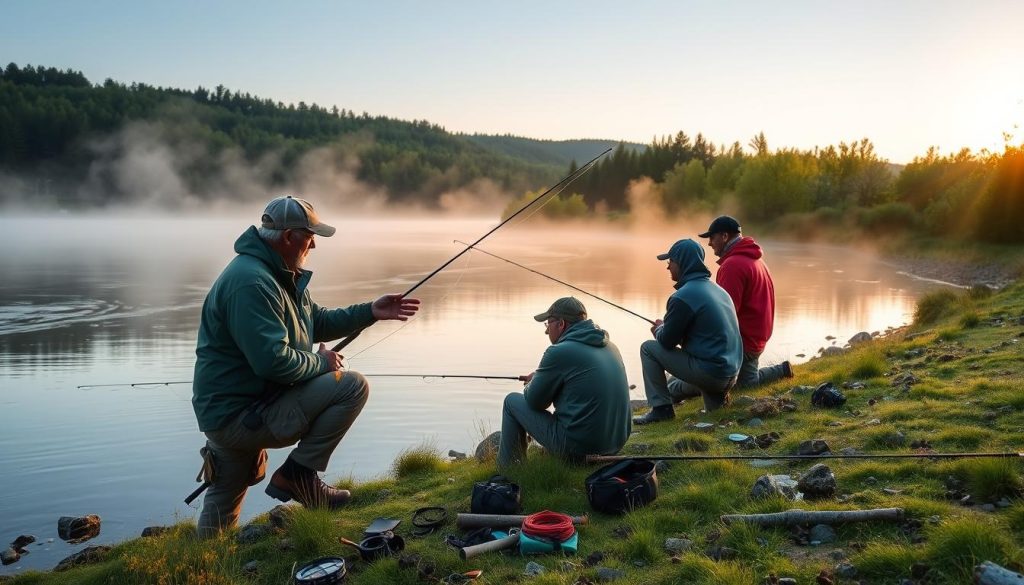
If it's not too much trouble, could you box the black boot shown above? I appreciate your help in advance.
[632,405,675,425]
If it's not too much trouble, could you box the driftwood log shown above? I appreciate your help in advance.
[975,561,1024,585]
[455,513,588,529]
[721,507,904,526]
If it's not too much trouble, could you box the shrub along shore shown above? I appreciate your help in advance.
[6,279,1024,585]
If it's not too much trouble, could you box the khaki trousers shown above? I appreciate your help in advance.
[197,370,368,536]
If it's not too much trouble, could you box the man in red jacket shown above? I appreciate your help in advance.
[672,216,791,394]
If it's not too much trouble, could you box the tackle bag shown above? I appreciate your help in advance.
[811,382,847,408]
[470,475,522,515]
[585,459,658,514]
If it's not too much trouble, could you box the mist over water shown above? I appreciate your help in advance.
[0,212,952,573]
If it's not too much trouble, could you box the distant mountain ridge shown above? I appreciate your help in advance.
[464,134,646,167]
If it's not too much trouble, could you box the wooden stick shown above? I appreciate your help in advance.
[459,533,519,561]
[975,561,1024,585]
[456,513,588,529]
[721,508,904,526]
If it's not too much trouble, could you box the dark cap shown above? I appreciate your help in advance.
[261,195,336,237]
[533,296,587,323]
[698,215,741,238]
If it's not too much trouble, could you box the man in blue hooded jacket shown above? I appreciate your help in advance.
[192,195,420,536]
[634,239,742,424]
[498,297,632,467]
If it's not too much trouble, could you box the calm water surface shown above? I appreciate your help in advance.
[0,215,951,572]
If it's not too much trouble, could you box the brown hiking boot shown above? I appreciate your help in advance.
[265,467,351,509]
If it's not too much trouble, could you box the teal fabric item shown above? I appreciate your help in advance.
[518,531,578,555]
[193,226,375,431]
[523,319,632,456]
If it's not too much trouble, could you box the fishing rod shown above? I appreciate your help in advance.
[330,148,612,354]
[78,374,525,389]
[456,240,656,325]
[586,452,1024,464]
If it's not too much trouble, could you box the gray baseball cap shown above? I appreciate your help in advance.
[261,195,336,237]
[533,296,587,323]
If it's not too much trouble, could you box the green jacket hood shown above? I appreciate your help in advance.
[557,319,609,347]
[234,226,310,296]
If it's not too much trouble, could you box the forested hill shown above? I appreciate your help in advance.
[465,134,645,167]
[0,63,568,208]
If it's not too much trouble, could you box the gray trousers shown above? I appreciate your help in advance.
[640,339,736,412]
[498,393,575,468]
[197,370,369,536]
[669,351,788,395]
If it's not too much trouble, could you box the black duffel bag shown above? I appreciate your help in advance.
[470,475,522,515]
[585,459,658,514]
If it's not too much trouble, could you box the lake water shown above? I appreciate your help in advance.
[0,214,951,573]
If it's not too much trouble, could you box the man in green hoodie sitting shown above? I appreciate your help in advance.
[498,297,632,467]
[192,195,420,536]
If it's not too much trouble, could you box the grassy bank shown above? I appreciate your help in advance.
[9,282,1024,585]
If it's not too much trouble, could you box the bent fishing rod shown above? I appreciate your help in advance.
[456,240,656,325]
[330,148,612,354]
[77,374,525,389]
[586,452,1024,464]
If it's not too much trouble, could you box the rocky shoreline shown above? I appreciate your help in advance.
[884,256,1019,290]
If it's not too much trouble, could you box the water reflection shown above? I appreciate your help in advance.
[0,216,948,573]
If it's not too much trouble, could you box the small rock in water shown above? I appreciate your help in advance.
[10,535,35,550]
[1,548,20,566]
[57,515,101,543]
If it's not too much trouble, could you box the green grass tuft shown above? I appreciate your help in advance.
[924,517,1019,582]
[850,348,887,379]
[854,541,919,581]
[959,459,1024,502]
[914,289,961,325]
[391,441,446,478]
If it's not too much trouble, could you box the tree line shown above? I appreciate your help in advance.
[0,63,560,206]
[512,130,1024,245]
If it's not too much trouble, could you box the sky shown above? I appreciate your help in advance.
[3,0,1023,163]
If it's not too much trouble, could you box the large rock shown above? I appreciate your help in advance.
[54,545,111,571]
[797,439,832,456]
[236,522,272,544]
[809,524,836,544]
[751,474,800,500]
[268,504,296,529]
[848,332,873,345]
[475,431,502,461]
[798,464,837,499]
[57,515,101,543]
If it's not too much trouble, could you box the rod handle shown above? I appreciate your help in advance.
[460,533,519,561]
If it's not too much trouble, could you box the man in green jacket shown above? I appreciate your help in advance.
[192,195,420,536]
[498,297,632,467]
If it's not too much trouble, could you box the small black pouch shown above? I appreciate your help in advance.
[585,459,658,514]
[811,382,847,408]
[470,475,522,515]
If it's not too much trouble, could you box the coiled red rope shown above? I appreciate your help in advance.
[522,510,575,542]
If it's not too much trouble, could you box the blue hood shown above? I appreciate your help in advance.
[662,238,711,287]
